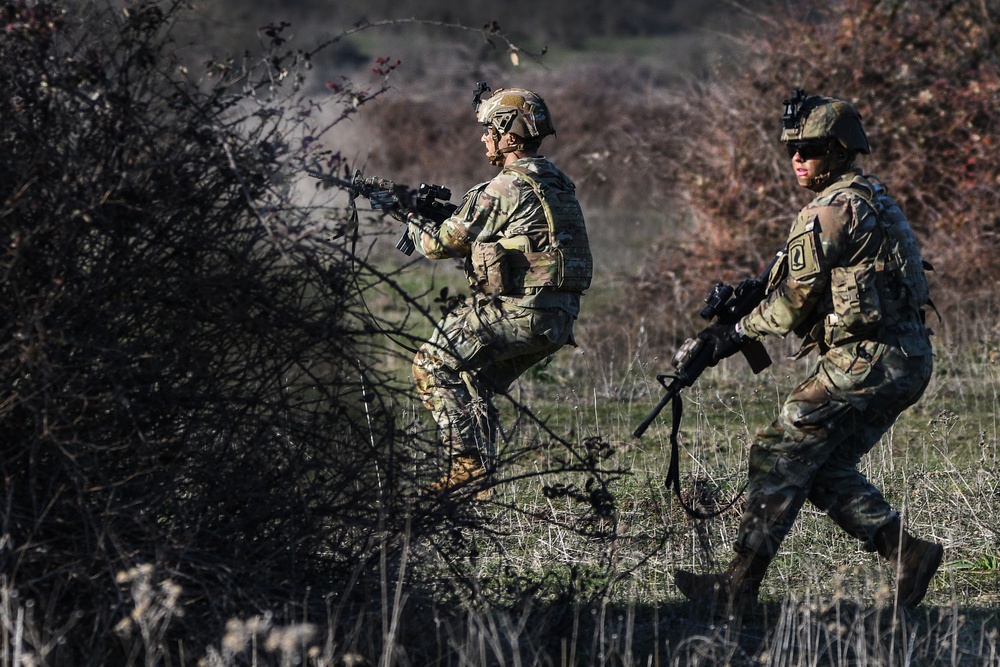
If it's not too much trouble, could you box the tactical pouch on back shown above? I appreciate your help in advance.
[502,165,593,294]
[507,248,559,292]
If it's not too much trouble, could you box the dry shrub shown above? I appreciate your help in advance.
[362,94,482,186]
[0,4,623,663]
[0,2,412,660]
[545,68,690,211]
[633,0,1000,354]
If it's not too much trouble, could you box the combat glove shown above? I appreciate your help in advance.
[697,323,745,367]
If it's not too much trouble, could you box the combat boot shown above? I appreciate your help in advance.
[428,455,491,499]
[873,518,943,607]
[674,551,770,619]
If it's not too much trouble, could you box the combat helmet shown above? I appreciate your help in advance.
[474,85,556,142]
[780,89,870,154]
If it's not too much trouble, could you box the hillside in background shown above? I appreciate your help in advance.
[175,0,785,100]
[195,0,774,51]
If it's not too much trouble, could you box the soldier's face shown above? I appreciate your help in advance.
[790,149,828,190]
[481,125,499,155]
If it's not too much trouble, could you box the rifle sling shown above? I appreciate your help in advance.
[665,389,747,521]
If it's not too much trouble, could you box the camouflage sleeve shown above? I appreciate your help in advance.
[407,175,519,260]
[740,199,850,339]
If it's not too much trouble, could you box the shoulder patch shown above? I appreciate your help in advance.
[787,216,821,277]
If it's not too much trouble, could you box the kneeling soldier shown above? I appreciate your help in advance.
[404,86,592,498]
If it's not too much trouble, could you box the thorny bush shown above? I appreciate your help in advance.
[0,2,621,663]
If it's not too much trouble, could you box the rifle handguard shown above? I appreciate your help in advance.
[671,336,703,371]
[352,174,457,255]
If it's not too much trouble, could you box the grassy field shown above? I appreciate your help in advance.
[357,345,1000,665]
[410,338,998,666]
[348,202,1000,666]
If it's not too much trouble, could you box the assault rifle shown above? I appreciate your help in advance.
[632,251,783,519]
[633,251,783,438]
[310,169,457,255]
[354,175,457,255]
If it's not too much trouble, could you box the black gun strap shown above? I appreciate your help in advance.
[665,390,747,521]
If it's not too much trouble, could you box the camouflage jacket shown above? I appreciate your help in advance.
[741,169,931,357]
[406,156,591,316]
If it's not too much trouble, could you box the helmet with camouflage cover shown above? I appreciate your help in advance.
[476,87,556,142]
[780,89,870,154]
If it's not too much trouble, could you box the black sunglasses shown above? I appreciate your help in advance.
[786,141,828,160]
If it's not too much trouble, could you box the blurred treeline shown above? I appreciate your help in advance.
[178,0,782,100]
[200,0,770,50]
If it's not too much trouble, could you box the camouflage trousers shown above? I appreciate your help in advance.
[734,338,933,560]
[412,295,575,466]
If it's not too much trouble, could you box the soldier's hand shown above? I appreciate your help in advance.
[671,336,703,370]
[697,323,744,367]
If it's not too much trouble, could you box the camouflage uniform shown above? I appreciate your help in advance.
[675,91,941,612]
[736,168,933,562]
[406,155,591,473]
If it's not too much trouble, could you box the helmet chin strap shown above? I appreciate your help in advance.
[804,144,850,189]
[486,128,525,166]
[488,146,524,166]
[804,171,834,189]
